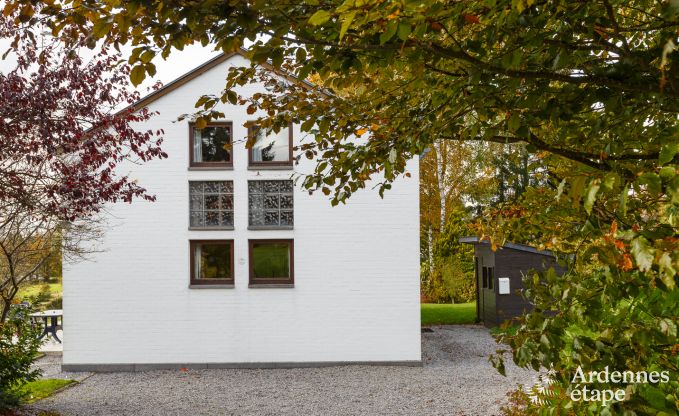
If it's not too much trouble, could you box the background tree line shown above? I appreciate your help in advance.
[420,140,541,304]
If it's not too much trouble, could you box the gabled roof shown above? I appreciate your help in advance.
[129,51,240,111]
[459,236,556,257]
[127,48,319,112]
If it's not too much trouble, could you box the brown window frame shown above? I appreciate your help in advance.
[248,239,294,287]
[189,240,235,286]
[189,122,234,168]
[247,123,294,168]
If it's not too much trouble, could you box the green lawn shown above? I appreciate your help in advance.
[421,302,477,326]
[17,282,62,300]
[14,379,75,403]
[491,325,519,337]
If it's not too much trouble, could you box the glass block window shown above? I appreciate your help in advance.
[189,181,234,228]
[248,180,294,228]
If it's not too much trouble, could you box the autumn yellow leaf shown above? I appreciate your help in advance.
[195,117,207,129]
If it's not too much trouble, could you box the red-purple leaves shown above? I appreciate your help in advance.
[0,19,166,221]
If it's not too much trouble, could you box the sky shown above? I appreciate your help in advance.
[0,37,222,100]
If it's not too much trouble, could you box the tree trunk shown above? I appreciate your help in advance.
[1,298,11,323]
[427,226,434,274]
[434,139,446,232]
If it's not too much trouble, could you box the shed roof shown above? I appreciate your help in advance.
[459,237,556,257]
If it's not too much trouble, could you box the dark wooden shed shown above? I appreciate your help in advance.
[460,237,568,327]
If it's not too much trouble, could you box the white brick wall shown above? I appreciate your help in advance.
[62,54,421,366]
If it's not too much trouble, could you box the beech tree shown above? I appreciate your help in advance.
[5,0,679,413]
[0,16,167,320]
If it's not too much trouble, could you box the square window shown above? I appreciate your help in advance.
[249,240,294,285]
[248,124,293,167]
[190,240,234,285]
[482,267,488,288]
[248,180,293,229]
[488,267,494,290]
[190,123,233,167]
[189,181,234,229]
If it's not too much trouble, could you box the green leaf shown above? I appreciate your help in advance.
[602,172,618,191]
[659,166,676,181]
[630,237,655,272]
[668,175,679,205]
[301,118,315,132]
[92,20,112,38]
[641,386,668,409]
[583,180,600,214]
[130,65,146,86]
[380,21,398,44]
[195,96,209,108]
[339,11,356,41]
[569,176,586,206]
[620,183,629,215]
[508,112,520,132]
[659,318,677,337]
[388,148,397,164]
[140,49,155,64]
[295,47,307,63]
[397,23,411,41]
[659,142,679,165]
[638,172,662,195]
[145,62,156,77]
[512,0,526,13]
[555,178,566,200]
[658,252,677,289]
[226,90,238,105]
[308,10,331,26]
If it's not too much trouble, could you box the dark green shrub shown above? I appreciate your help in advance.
[46,297,62,310]
[45,276,61,284]
[0,304,42,410]
[421,207,477,304]
[423,257,476,304]
[26,285,52,309]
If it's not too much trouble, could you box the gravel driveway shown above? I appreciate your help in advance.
[29,326,534,416]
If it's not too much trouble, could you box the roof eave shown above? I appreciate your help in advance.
[459,236,557,257]
[121,47,324,114]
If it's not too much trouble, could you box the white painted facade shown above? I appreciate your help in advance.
[62,53,421,369]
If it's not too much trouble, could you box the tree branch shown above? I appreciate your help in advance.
[439,133,655,173]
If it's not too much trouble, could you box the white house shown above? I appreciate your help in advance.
[62,51,421,371]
